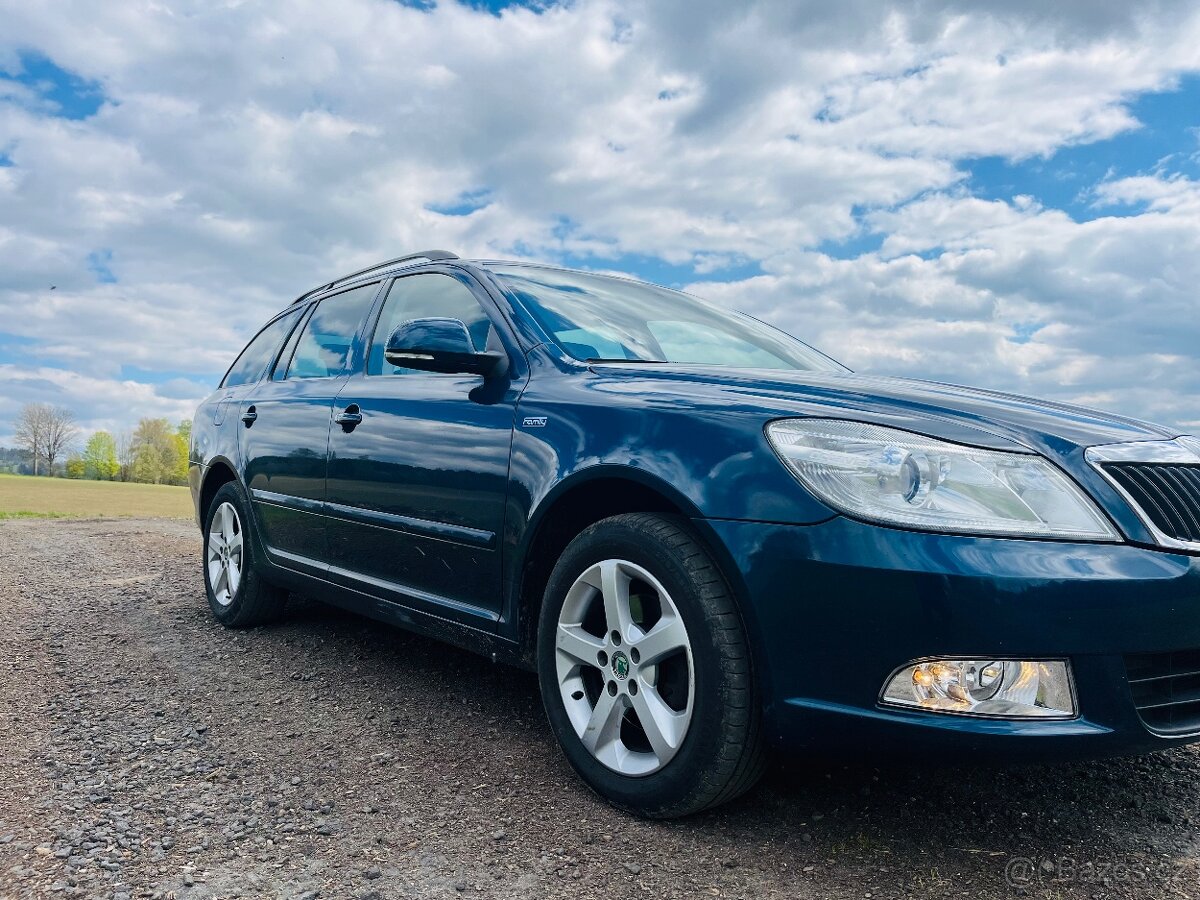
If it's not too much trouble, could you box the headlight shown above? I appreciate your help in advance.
[766,419,1118,540]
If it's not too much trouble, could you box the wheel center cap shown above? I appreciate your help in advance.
[611,651,630,680]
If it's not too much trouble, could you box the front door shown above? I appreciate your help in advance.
[239,281,382,573]
[325,271,524,621]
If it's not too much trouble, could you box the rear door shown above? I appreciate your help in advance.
[238,282,381,574]
[325,270,525,621]
[209,306,303,443]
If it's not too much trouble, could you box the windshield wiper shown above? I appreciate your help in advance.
[585,358,670,364]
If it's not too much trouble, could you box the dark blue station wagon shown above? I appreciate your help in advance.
[191,249,1200,817]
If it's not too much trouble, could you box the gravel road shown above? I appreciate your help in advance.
[3,518,1200,900]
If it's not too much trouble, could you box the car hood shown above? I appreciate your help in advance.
[588,363,1182,457]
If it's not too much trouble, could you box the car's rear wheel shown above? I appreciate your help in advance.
[203,481,288,627]
[537,513,765,817]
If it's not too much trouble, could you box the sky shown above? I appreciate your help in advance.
[1,0,1199,446]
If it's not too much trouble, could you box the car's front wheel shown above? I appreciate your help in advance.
[537,513,765,817]
[203,481,288,627]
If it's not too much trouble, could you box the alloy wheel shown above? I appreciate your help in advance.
[554,559,695,776]
[206,501,244,607]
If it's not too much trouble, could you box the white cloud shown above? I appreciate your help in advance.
[693,175,1200,427]
[0,364,200,446]
[0,0,1198,439]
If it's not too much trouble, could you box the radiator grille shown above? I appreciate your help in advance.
[1101,463,1200,544]
[1126,650,1200,735]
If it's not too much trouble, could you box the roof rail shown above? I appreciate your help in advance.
[291,250,460,305]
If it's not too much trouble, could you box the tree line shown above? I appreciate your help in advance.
[5,402,192,486]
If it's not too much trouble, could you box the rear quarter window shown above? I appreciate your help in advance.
[221,309,301,388]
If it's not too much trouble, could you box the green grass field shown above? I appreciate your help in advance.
[0,474,193,520]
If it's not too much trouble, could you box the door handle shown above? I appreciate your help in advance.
[241,406,258,426]
[334,405,362,431]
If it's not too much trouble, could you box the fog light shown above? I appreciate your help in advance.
[881,658,1075,719]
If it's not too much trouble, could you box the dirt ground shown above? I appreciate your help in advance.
[2,518,1200,900]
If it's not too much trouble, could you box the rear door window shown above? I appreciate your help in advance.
[285,282,379,379]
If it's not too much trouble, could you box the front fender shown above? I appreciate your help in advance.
[507,357,840,527]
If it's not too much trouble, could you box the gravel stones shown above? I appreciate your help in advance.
[0,518,1197,899]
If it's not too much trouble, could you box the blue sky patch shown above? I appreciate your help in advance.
[119,365,220,396]
[813,75,1200,262]
[1,50,105,120]
[468,0,560,13]
[818,229,885,260]
[0,331,40,351]
[557,251,764,290]
[0,332,47,370]
[968,75,1200,220]
[395,0,551,12]
[426,189,492,216]
[1008,322,1044,345]
[87,250,117,284]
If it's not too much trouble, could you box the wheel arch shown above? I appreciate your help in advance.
[198,457,239,524]
[511,466,758,672]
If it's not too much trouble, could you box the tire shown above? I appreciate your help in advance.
[202,481,288,628]
[537,513,765,818]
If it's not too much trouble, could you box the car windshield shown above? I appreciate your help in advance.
[489,265,847,372]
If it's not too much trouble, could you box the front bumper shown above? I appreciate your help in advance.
[702,516,1200,759]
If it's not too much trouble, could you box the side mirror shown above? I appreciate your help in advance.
[384,317,508,378]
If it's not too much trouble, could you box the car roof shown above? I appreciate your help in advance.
[287,251,664,312]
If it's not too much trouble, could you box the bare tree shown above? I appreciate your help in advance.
[115,429,135,481]
[13,403,50,476]
[42,407,79,476]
